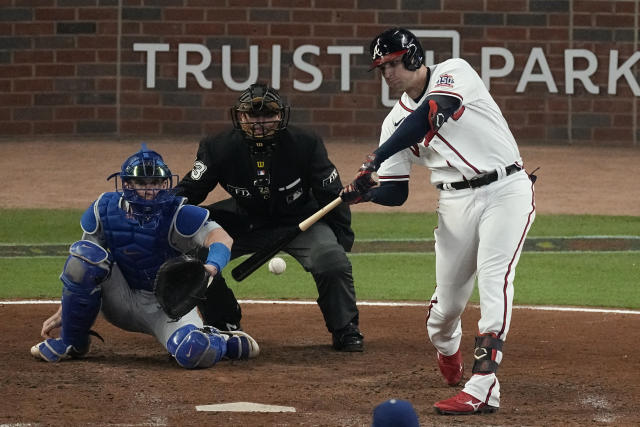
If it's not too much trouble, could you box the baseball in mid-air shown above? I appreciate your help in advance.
[268,257,286,275]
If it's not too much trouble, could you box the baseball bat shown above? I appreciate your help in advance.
[231,172,378,282]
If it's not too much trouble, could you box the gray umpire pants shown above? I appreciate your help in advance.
[231,221,359,333]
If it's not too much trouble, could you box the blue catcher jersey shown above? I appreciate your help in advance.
[91,192,184,291]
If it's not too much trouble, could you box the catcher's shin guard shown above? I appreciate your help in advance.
[31,337,89,363]
[60,240,111,351]
[167,325,227,369]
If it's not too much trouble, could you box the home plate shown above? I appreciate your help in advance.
[196,402,296,413]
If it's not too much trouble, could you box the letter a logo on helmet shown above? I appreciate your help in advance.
[372,41,384,62]
[369,27,424,71]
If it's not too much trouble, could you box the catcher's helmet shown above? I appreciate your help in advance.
[108,144,177,228]
[369,27,424,71]
[231,83,290,149]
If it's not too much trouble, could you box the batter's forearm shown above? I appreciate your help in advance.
[368,181,408,206]
[374,108,430,166]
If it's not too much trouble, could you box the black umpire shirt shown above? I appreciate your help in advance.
[174,126,355,252]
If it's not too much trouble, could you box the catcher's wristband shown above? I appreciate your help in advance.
[206,242,231,273]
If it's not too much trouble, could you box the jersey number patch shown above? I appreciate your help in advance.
[190,160,207,180]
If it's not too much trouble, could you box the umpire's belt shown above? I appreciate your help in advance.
[437,163,521,191]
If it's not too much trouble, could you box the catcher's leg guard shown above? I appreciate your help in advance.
[167,325,227,369]
[221,330,260,360]
[30,337,91,363]
[472,334,504,374]
[32,241,110,363]
[61,241,110,351]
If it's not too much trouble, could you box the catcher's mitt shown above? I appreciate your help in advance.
[154,255,209,320]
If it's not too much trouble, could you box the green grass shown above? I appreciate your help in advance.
[4,252,638,309]
[0,209,82,244]
[1,210,639,243]
[1,209,639,309]
[352,212,640,239]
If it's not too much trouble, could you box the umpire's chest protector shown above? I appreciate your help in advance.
[215,128,320,222]
[96,193,181,291]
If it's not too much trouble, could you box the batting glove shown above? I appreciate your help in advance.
[340,182,373,205]
[341,154,380,205]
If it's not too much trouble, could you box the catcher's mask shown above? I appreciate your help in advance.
[369,27,424,71]
[107,143,178,228]
[230,83,290,151]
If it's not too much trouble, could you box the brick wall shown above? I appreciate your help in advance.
[0,0,638,146]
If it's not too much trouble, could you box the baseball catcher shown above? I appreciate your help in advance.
[31,144,259,369]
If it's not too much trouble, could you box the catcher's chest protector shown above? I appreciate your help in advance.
[98,193,181,291]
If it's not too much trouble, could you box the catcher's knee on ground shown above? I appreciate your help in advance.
[167,324,227,369]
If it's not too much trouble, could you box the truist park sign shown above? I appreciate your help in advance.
[134,29,640,107]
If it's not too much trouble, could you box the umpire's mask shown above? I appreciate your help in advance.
[231,83,290,151]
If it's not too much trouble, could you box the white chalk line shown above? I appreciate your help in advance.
[2,299,639,315]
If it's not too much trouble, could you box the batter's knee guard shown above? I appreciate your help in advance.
[472,334,504,375]
[221,330,260,360]
[59,240,111,352]
[167,325,227,369]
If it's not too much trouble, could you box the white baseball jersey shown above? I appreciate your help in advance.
[377,58,523,186]
[375,58,537,408]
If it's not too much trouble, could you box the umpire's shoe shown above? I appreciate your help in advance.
[30,338,89,363]
[332,322,364,352]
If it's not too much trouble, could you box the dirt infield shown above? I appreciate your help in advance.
[1,140,639,425]
[1,139,639,215]
[2,303,640,426]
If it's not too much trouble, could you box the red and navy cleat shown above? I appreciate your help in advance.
[434,391,498,415]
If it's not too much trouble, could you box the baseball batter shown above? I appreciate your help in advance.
[31,144,259,368]
[342,28,536,415]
